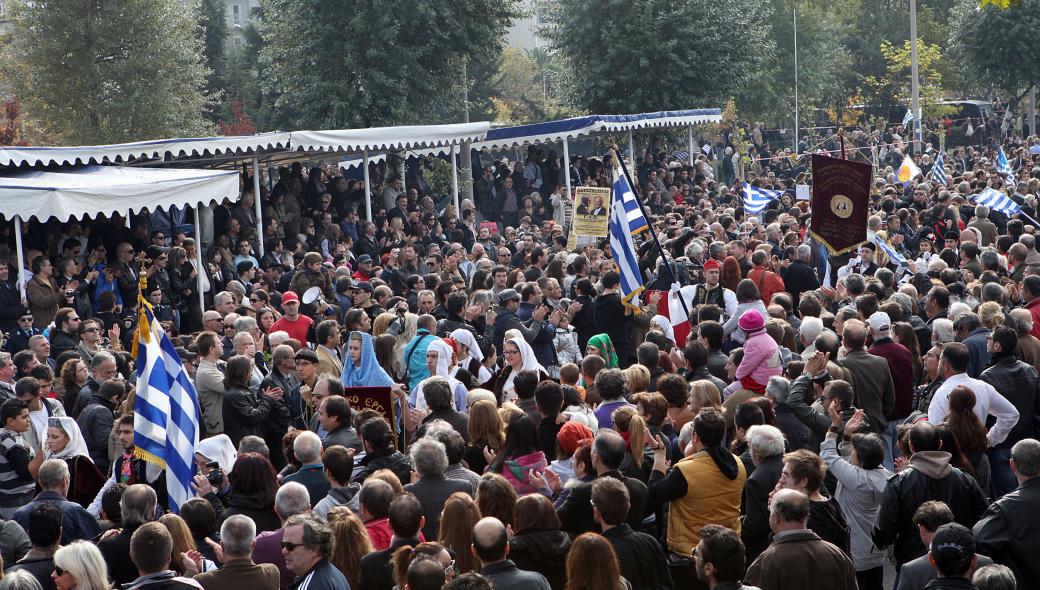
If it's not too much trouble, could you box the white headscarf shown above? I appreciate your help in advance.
[506,336,545,374]
[501,336,545,402]
[195,434,238,474]
[46,417,91,462]
[414,339,466,412]
[450,329,484,364]
[651,315,675,344]
[450,329,492,384]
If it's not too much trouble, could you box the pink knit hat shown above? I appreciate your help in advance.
[738,309,765,332]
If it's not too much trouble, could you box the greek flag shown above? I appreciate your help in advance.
[930,151,948,185]
[672,150,689,162]
[974,188,1021,216]
[902,107,915,129]
[876,235,907,267]
[997,147,1013,176]
[611,163,647,312]
[742,182,782,215]
[133,296,202,513]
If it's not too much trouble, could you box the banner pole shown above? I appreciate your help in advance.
[612,149,693,325]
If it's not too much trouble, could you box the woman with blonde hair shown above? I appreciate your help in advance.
[977,301,1005,331]
[437,492,482,574]
[52,541,110,590]
[371,312,397,338]
[326,507,373,589]
[159,513,215,574]
[622,364,650,395]
[465,400,504,475]
[689,380,723,415]
[564,532,629,590]
[611,406,651,481]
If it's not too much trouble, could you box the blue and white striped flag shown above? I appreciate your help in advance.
[876,234,907,267]
[672,150,689,163]
[902,107,915,129]
[974,188,1021,216]
[133,295,202,513]
[742,182,783,215]
[610,162,647,312]
[930,151,948,185]
[997,147,1013,176]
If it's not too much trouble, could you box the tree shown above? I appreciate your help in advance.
[740,0,854,127]
[219,99,257,136]
[949,0,1040,98]
[491,47,576,124]
[541,0,775,114]
[864,40,950,117]
[258,0,519,129]
[0,97,29,146]
[199,0,228,105]
[2,0,215,145]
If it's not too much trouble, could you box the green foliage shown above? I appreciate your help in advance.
[864,40,951,117]
[2,0,216,144]
[949,0,1040,97]
[491,47,578,124]
[199,0,228,104]
[541,0,775,114]
[739,0,854,127]
[258,0,520,129]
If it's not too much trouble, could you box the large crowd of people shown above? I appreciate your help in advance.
[0,115,1036,590]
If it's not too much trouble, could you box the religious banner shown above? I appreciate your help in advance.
[344,386,397,445]
[570,186,611,236]
[809,154,871,256]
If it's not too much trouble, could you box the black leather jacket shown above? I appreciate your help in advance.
[974,476,1040,589]
[981,353,1040,448]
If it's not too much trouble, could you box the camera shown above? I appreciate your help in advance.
[206,461,224,487]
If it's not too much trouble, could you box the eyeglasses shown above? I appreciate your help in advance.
[53,566,66,576]
[84,327,99,333]
[18,317,32,322]
[224,324,235,329]
[504,349,520,356]
[280,541,303,552]
[445,559,457,577]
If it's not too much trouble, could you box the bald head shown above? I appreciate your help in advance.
[842,319,867,350]
[472,517,508,563]
[770,488,811,528]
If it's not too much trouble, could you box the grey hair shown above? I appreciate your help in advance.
[974,204,990,219]
[746,425,785,459]
[0,570,43,590]
[54,541,109,590]
[796,244,812,261]
[888,292,914,319]
[90,350,116,371]
[948,302,971,322]
[798,316,823,344]
[685,240,704,260]
[770,489,810,523]
[931,318,956,344]
[764,376,792,406]
[972,564,1017,590]
[1012,438,1040,479]
[677,421,696,454]
[238,435,270,458]
[284,514,333,560]
[1010,309,1033,336]
[293,431,322,464]
[234,316,258,332]
[952,312,981,333]
[232,331,255,347]
[38,459,69,489]
[409,437,449,477]
[268,331,291,348]
[220,514,257,557]
[274,482,311,518]
[120,484,157,528]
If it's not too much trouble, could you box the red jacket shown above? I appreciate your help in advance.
[869,338,916,421]
[1028,298,1040,340]
[747,265,786,306]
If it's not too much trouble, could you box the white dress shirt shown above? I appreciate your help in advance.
[927,372,1020,447]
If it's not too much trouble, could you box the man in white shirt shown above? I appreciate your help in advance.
[927,342,1019,447]
[669,258,737,320]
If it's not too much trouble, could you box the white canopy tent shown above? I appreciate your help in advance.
[0,165,240,309]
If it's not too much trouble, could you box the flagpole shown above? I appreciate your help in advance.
[910,0,922,154]
[612,149,693,325]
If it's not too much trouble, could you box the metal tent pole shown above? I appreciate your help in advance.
[252,157,264,256]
